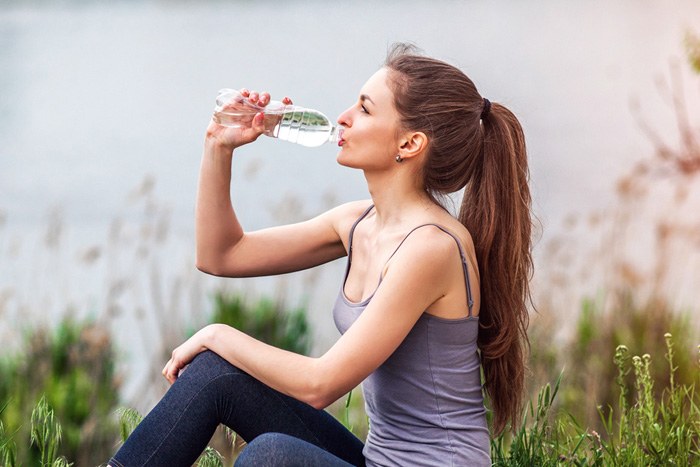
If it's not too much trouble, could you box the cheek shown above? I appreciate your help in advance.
[374,129,399,157]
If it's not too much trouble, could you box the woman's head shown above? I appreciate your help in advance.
[383,43,533,435]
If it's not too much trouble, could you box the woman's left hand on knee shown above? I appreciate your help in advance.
[162,325,216,384]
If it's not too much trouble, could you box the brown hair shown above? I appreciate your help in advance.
[384,43,533,435]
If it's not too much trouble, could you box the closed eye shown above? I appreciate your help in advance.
[359,93,374,115]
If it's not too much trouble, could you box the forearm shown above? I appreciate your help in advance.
[203,324,333,409]
[195,138,244,273]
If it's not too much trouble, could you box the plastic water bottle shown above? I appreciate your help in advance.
[212,88,342,147]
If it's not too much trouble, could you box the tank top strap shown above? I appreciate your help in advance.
[343,204,375,282]
[383,224,475,316]
[347,204,375,253]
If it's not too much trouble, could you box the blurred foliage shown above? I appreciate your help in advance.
[529,291,698,433]
[210,292,311,355]
[0,318,120,466]
[529,30,700,436]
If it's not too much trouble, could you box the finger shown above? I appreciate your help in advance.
[240,88,250,97]
[252,112,265,131]
[282,96,293,105]
[163,360,174,382]
[249,91,259,104]
[259,92,271,106]
[165,364,178,384]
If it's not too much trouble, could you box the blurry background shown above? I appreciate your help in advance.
[1,0,699,464]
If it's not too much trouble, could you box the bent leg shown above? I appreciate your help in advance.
[235,432,355,467]
[110,351,364,467]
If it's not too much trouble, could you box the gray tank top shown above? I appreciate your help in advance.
[333,206,490,466]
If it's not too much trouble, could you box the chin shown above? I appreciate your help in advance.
[336,152,357,169]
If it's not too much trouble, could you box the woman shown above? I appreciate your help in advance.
[109,43,532,467]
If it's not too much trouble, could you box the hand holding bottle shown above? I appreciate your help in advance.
[206,88,293,152]
[212,88,342,148]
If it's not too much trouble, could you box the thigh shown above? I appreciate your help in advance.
[235,432,357,467]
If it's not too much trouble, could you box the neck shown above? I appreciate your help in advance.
[363,167,434,228]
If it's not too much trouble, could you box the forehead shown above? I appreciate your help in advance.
[360,67,394,104]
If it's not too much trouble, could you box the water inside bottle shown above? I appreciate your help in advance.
[271,108,339,147]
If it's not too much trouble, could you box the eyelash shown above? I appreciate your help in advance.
[360,104,369,114]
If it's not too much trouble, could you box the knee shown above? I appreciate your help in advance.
[189,349,222,367]
[188,350,235,373]
[234,433,299,466]
[178,350,243,385]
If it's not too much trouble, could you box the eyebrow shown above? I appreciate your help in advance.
[360,94,375,105]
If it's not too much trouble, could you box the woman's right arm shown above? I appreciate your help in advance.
[195,91,363,277]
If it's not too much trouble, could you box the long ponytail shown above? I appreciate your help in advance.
[460,103,532,434]
[385,43,533,434]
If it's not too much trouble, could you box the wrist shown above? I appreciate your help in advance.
[204,135,236,156]
[199,323,223,350]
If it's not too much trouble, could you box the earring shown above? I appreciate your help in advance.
[395,155,404,163]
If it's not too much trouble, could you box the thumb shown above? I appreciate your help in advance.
[251,112,266,133]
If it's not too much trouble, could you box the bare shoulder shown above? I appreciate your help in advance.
[398,224,463,263]
[449,220,476,257]
[401,214,479,280]
[321,199,373,236]
[327,199,373,219]
[423,211,477,259]
[381,226,462,301]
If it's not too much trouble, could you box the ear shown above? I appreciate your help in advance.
[397,131,428,161]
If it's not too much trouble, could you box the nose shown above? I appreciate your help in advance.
[337,106,353,127]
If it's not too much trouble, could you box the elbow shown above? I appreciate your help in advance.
[303,365,343,410]
[195,249,230,277]
[309,400,329,411]
[197,266,233,278]
[196,245,246,277]
[305,393,337,410]
[307,392,335,411]
[195,247,211,274]
[195,256,216,275]
[194,235,226,274]
[195,258,208,274]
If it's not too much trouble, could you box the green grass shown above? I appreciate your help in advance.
[492,333,700,466]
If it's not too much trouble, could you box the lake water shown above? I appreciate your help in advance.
[1,0,699,404]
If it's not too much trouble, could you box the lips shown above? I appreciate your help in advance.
[337,126,345,147]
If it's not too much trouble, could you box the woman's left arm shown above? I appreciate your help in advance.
[163,227,458,409]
